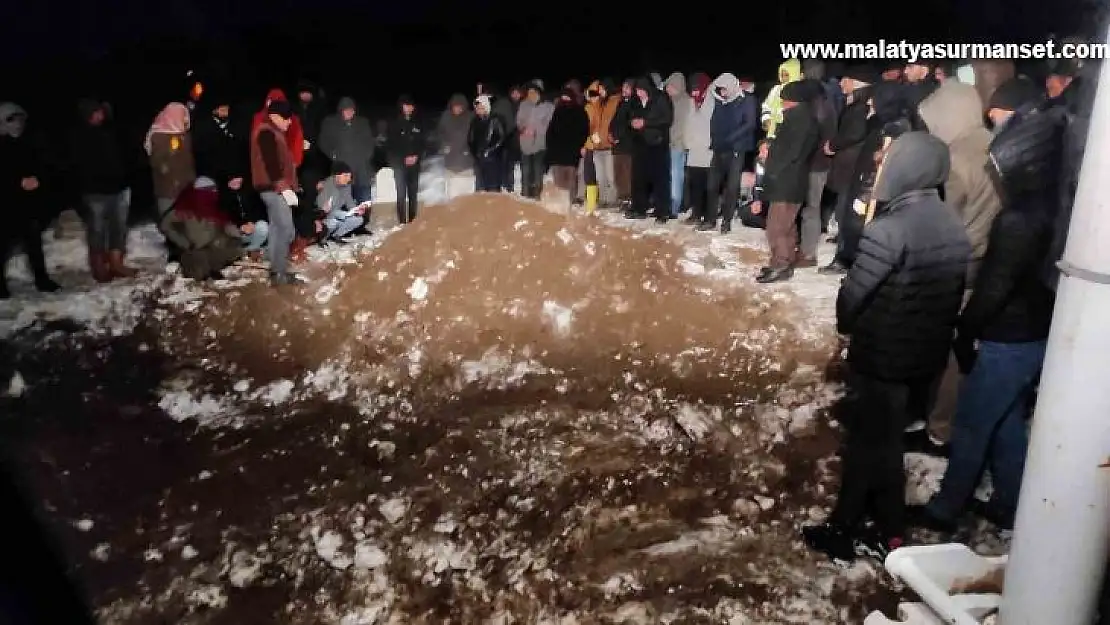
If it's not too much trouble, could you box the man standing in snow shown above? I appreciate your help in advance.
[626,77,673,223]
[468,95,507,192]
[516,83,554,199]
[251,101,300,287]
[663,73,691,218]
[319,98,376,205]
[701,73,758,233]
[386,95,426,224]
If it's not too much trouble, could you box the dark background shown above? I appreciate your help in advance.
[0,0,1102,215]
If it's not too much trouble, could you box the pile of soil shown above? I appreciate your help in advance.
[160,195,825,398]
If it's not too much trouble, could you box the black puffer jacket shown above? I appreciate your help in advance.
[837,132,971,381]
[545,98,590,167]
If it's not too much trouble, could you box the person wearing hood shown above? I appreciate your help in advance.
[469,94,508,192]
[753,81,820,284]
[683,73,715,226]
[663,72,691,218]
[583,79,621,210]
[545,88,591,208]
[251,89,305,168]
[804,132,971,562]
[911,76,1003,456]
[626,77,674,223]
[702,73,758,233]
[761,58,803,139]
[804,59,844,120]
[820,64,876,274]
[146,102,197,217]
[609,79,638,210]
[907,77,1058,534]
[71,99,136,283]
[386,95,427,224]
[250,100,301,287]
[516,83,554,199]
[319,97,376,204]
[0,103,61,298]
[437,93,474,198]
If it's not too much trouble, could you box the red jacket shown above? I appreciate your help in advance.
[251,88,305,167]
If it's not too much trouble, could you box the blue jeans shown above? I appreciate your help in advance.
[928,340,1047,523]
[324,213,365,239]
[351,184,373,205]
[82,190,130,253]
[240,220,268,251]
[669,149,686,217]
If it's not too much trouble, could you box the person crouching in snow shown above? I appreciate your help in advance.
[752,80,819,284]
[802,132,970,562]
[159,177,245,280]
[469,95,507,192]
[316,162,369,243]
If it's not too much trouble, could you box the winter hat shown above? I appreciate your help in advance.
[988,77,1042,111]
[530,78,545,91]
[474,94,492,112]
[337,96,357,113]
[332,161,353,176]
[780,81,809,103]
[801,59,827,81]
[843,64,878,84]
[267,100,293,119]
[526,81,544,96]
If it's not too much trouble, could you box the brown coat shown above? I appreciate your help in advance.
[584,83,620,151]
[149,132,196,201]
[250,121,297,193]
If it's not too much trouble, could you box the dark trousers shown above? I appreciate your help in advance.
[706,151,743,225]
[631,144,670,217]
[686,166,710,222]
[613,152,633,201]
[830,372,931,540]
[1,200,52,292]
[521,151,545,199]
[394,164,419,224]
[475,156,503,192]
[766,201,802,268]
[833,191,864,266]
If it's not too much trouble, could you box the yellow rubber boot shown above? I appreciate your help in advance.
[585,185,599,215]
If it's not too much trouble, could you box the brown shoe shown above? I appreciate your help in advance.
[89,251,113,283]
[107,250,138,278]
[795,256,818,269]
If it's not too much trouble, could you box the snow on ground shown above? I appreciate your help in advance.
[0,181,1008,624]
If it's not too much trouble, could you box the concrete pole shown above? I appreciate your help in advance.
[999,27,1110,625]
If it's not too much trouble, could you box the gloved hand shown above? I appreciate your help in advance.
[953,331,978,374]
[281,189,299,207]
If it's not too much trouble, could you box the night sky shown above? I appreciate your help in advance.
[0,0,1100,115]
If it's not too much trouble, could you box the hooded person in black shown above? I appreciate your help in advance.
[0,103,60,298]
[803,132,971,562]
[386,94,426,224]
[625,77,673,223]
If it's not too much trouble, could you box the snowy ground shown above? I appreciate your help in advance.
[0,183,1009,624]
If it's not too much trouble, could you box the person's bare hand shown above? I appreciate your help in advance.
[404,155,418,166]
[822,141,835,156]
[240,222,255,235]
[20,176,38,191]
[228,177,243,190]
[631,118,645,130]
[316,180,325,191]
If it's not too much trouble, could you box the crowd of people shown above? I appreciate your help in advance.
[0,50,1098,566]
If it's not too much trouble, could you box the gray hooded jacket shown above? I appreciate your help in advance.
[515,98,554,155]
[319,97,377,185]
[664,73,691,150]
[437,94,475,173]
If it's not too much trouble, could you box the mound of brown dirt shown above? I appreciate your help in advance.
[159,195,824,396]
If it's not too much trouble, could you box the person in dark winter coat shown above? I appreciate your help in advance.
[701,73,758,232]
[821,65,875,273]
[754,81,819,283]
[803,132,971,562]
[0,103,60,298]
[798,77,838,266]
[908,78,1060,534]
[468,95,507,192]
[545,89,591,206]
[625,77,674,223]
[71,99,135,283]
[319,97,376,203]
[487,86,517,192]
[609,79,637,208]
[294,80,328,210]
[902,61,939,129]
[386,95,426,224]
[192,94,263,229]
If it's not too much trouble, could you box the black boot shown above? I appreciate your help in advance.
[818,260,850,275]
[802,523,856,562]
[756,266,794,284]
[696,221,716,232]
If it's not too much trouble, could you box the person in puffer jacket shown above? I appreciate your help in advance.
[762,58,803,138]
[701,73,758,233]
[907,77,1059,535]
[804,132,970,562]
[683,72,715,225]
[468,95,507,192]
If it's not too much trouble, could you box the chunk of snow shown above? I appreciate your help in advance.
[407,277,429,302]
[353,542,389,570]
[379,498,408,524]
[5,371,25,397]
[74,518,94,532]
